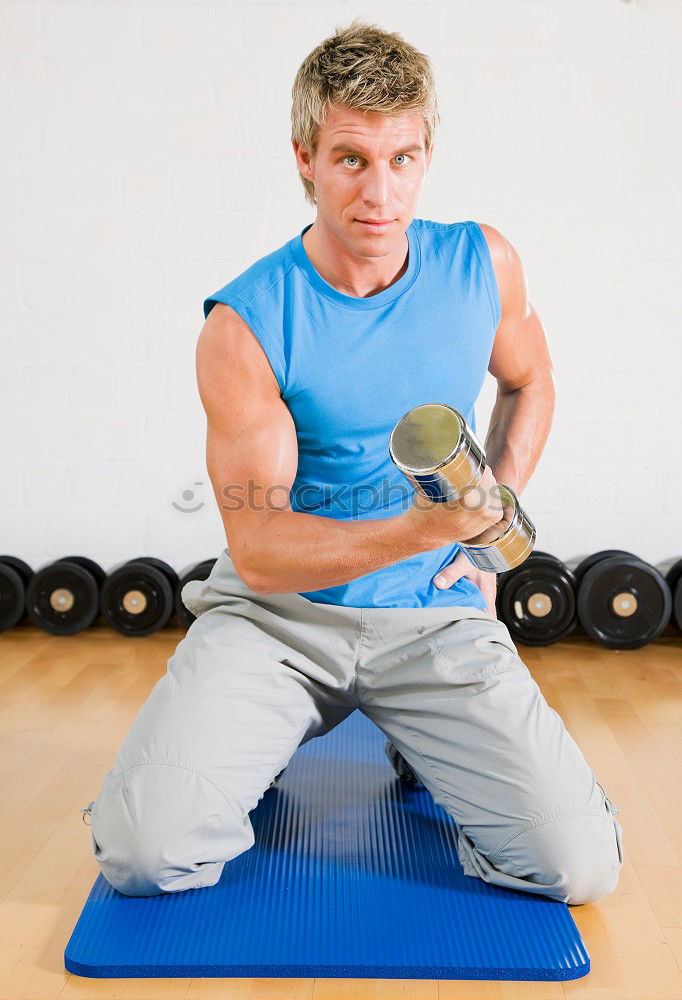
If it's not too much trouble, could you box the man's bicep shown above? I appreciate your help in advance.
[488,301,553,394]
[196,304,298,579]
[479,223,554,393]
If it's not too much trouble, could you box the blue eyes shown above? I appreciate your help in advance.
[342,154,411,167]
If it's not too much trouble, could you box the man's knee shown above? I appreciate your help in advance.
[493,809,624,905]
[89,761,251,897]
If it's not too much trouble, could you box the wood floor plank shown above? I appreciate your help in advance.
[0,626,680,998]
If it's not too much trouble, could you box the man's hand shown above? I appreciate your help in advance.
[432,549,498,617]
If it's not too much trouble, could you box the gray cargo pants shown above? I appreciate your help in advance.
[85,549,623,903]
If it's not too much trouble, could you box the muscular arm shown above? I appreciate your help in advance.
[196,303,480,596]
[479,223,556,494]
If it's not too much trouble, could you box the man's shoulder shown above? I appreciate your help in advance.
[204,234,296,320]
[412,217,491,251]
[476,222,507,261]
[413,216,467,238]
[475,222,521,304]
[415,216,491,231]
[415,217,504,238]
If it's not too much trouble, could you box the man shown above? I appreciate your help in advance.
[86,19,623,904]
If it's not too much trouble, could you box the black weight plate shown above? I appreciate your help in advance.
[573,549,639,586]
[100,561,174,637]
[131,556,180,591]
[175,558,218,629]
[0,563,26,632]
[26,559,100,636]
[665,557,682,632]
[180,558,218,579]
[577,555,672,650]
[61,555,106,588]
[0,555,34,587]
[527,550,565,569]
[496,555,563,614]
[498,560,577,646]
[494,547,556,592]
[495,570,518,617]
[666,557,682,592]
[496,560,525,599]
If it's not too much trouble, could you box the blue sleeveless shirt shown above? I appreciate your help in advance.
[204,218,501,610]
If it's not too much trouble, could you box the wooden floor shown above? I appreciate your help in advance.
[0,623,681,1000]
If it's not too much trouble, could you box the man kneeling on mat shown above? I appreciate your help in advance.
[85,18,624,904]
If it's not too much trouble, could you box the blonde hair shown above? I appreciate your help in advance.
[291,18,440,207]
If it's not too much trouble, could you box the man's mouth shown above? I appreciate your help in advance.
[356,219,394,232]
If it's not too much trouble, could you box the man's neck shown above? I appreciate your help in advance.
[302,221,409,299]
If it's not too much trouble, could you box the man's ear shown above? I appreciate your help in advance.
[292,140,314,183]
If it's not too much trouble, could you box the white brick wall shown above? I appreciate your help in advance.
[1,0,680,580]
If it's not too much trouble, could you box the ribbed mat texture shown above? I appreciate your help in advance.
[65,708,589,980]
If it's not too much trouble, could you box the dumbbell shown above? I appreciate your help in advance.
[496,550,577,646]
[100,557,179,637]
[25,556,105,635]
[571,549,672,649]
[389,402,535,572]
[175,558,218,628]
[663,557,682,634]
[0,556,34,633]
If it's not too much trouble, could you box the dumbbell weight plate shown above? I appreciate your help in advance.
[26,559,100,636]
[61,556,106,588]
[497,550,565,589]
[131,556,180,592]
[0,562,26,632]
[0,555,34,587]
[100,560,174,637]
[527,550,566,570]
[498,556,577,646]
[496,550,553,606]
[577,555,672,650]
[0,556,33,632]
[175,558,218,629]
[665,557,682,632]
[572,549,639,586]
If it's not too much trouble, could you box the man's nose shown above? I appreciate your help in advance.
[360,165,392,207]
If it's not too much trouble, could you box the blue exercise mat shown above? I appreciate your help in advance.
[65,709,589,981]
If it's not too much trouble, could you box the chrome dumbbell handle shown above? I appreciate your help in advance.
[457,482,536,572]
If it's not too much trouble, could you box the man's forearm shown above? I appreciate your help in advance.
[484,375,555,495]
[235,377,555,596]
[239,507,433,595]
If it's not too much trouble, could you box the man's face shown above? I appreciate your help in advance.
[293,104,433,255]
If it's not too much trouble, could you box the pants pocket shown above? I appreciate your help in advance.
[429,616,529,683]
